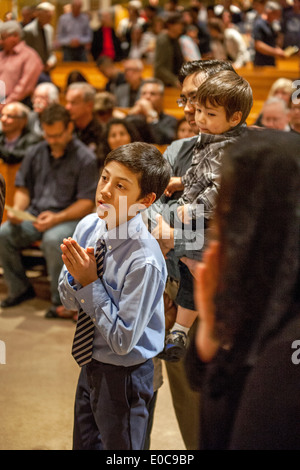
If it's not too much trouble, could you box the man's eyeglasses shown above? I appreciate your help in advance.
[176,96,197,108]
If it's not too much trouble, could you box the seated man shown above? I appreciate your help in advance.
[0,104,98,318]
[28,82,60,137]
[114,58,145,107]
[260,97,291,131]
[96,56,126,95]
[128,78,178,145]
[93,91,126,124]
[0,102,41,164]
[65,82,103,169]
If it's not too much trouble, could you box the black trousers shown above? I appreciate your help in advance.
[73,358,154,450]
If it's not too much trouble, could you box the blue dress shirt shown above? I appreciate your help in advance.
[59,212,167,366]
[56,12,93,47]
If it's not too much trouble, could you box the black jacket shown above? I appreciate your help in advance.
[91,27,123,62]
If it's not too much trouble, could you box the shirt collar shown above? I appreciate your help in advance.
[197,123,246,145]
[99,212,149,251]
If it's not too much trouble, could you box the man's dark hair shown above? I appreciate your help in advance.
[178,59,236,85]
[141,77,165,94]
[165,12,183,26]
[40,103,71,127]
[96,56,114,68]
[104,142,171,201]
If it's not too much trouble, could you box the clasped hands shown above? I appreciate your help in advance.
[61,237,99,287]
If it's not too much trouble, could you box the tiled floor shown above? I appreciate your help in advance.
[0,276,185,450]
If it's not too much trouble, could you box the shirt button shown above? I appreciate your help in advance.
[108,245,112,250]
[80,299,85,304]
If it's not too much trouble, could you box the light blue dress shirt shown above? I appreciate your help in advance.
[56,12,93,46]
[58,212,167,366]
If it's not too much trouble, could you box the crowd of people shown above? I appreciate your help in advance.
[0,0,299,452]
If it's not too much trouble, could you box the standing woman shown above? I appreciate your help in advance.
[185,128,300,450]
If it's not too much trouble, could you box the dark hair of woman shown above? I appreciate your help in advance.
[98,118,142,168]
[214,128,300,366]
[66,70,89,88]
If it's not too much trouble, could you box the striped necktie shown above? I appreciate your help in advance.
[71,241,106,366]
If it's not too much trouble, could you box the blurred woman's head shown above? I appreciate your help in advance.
[213,129,300,350]
[98,118,142,170]
[268,78,294,104]
[105,118,142,151]
[176,117,196,139]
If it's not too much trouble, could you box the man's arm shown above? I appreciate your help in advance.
[254,40,286,58]
[56,17,70,46]
[34,199,95,232]
[6,187,30,224]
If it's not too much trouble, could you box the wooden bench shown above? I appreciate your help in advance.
[49,56,299,132]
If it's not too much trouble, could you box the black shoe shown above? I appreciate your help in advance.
[157,330,187,362]
[45,306,58,318]
[0,286,36,308]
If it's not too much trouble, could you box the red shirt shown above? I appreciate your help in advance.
[101,27,115,60]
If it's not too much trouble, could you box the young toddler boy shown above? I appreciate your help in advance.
[157,70,253,361]
[58,142,171,450]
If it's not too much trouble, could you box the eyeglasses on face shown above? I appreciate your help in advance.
[176,96,197,108]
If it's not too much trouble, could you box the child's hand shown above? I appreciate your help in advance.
[151,214,174,258]
[61,237,98,286]
[177,205,192,224]
[164,177,184,197]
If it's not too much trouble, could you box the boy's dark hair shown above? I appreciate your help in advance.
[196,70,253,124]
[40,103,71,127]
[178,59,235,85]
[104,142,171,201]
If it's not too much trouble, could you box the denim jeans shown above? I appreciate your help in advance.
[0,219,79,305]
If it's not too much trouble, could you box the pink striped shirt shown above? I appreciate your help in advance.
[0,41,43,104]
